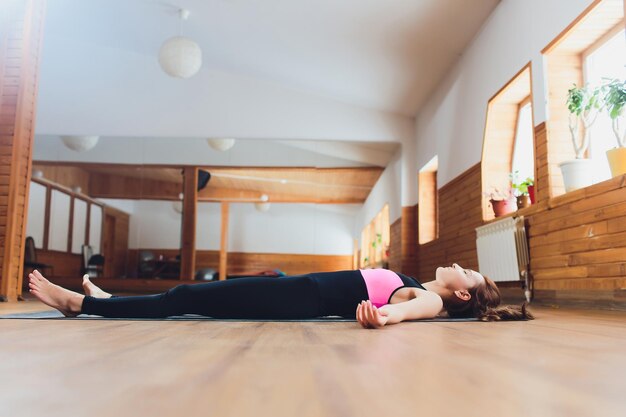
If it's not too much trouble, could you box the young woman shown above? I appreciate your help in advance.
[27,263,533,328]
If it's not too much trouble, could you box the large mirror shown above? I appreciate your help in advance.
[27,135,398,283]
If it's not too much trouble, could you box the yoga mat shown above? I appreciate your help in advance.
[0,310,481,322]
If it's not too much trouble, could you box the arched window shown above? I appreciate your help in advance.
[418,156,438,244]
[481,64,534,220]
[542,0,625,197]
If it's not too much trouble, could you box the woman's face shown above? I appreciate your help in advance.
[435,263,484,291]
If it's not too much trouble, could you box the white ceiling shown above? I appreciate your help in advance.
[43,0,500,117]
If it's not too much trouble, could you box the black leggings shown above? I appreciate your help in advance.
[81,270,369,319]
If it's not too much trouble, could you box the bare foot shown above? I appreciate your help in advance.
[28,270,84,317]
[82,275,112,299]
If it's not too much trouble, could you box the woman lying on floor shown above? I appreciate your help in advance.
[27,264,533,328]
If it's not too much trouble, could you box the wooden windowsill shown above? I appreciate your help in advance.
[482,173,626,226]
[482,199,548,225]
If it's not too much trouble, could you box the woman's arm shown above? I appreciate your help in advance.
[380,291,443,324]
[356,290,443,329]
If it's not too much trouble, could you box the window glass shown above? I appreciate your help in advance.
[72,199,87,254]
[585,29,626,183]
[360,204,390,267]
[48,190,70,252]
[26,182,47,248]
[89,204,103,254]
[511,102,534,182]
[418,156,438,244]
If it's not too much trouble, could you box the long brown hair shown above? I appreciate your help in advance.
[444,275,534,321]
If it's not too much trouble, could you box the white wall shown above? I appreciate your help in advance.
[123,200,355,255]
[98,198,135,215]
[355,147,402,236]
[413,0,595,194]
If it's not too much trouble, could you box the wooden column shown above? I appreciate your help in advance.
[219,202,229,281]
[179,167,197,280]
[0,0,46,302]
[400,205,418,277]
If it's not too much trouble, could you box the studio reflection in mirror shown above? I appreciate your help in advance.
[27,136,396,288]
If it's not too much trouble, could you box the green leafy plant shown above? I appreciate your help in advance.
[566,84,603,158]
[371,233,383,249]
[602,79,626,147]
[510,171,534,196]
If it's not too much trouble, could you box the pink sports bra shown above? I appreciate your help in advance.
[359,269,414,308]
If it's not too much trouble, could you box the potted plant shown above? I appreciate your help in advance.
[510,171,534,209]
[560,84,603,191]
[527,181,535,204]
[484,188,516,217]
[603,79,626,177]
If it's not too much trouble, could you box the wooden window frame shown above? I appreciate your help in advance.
[481,63,534,221]
[511,97,534,178]
[418,156,438,245]
[360,203,390,268]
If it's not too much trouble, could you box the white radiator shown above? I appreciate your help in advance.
[475,216,531,301]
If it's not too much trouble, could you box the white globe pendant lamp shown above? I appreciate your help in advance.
[255,194,270,212]
[60,135,99,152]
[207,138,236,151]
[159,9,202,79]
[172,192,184,214]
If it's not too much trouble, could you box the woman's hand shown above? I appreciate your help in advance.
[356,300,390,329]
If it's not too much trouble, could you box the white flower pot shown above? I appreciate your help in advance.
[559,159,594,192]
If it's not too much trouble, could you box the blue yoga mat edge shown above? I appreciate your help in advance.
[0,310,482,322]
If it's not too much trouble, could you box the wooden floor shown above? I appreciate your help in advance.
[1,298,625,417]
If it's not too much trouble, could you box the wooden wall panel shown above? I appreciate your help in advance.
[534,123,550,203]
[103,206,129,278]
[89,172,181,200]
[180,167,197,279]
[412,151,626,308]
[387,217,402,273]
[30,250,82,279]
[0,0,46,302]
[526,171,626,304]
[400,205,418,277]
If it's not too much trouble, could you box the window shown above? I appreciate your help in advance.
[48,190,71,252]
[584,28,626,183]
[26,182,47,248]
[481,64,533,220]
[360,203,390,268]
[511,100,535,183]
[72,199,88,254]
[542,0,624,197]
[418,156,438,244]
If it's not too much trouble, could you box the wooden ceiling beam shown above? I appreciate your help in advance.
[32,161,383,203]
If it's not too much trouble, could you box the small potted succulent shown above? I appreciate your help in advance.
[560,84,603,191]
[510,171,534,209]
[603,79,626,177]
[484,187,516,217]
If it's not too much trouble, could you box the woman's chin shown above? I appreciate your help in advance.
[434,267,442,280]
